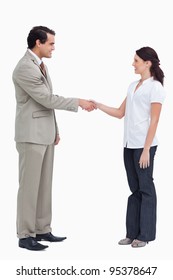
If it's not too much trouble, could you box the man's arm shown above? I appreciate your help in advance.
[13,64,79,112]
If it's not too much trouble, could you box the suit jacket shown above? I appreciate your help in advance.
[12,50,79,144]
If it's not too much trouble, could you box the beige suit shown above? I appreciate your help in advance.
[13,50,79,238]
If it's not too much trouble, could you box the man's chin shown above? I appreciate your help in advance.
[44,54,52,58]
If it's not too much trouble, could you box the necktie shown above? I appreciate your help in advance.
[40,61,46,76]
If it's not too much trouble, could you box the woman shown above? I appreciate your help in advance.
[96,47,166,247]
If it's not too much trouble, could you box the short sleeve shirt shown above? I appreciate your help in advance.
[123,77,166,148]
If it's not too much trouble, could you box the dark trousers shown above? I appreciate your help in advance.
[123,146,157,242]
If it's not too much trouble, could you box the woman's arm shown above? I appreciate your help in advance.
[139,102,162,168]
[96,97,126,119]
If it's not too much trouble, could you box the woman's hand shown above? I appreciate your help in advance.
[139,148,150,169]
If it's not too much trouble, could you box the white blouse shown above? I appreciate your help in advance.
[123,77,166,148]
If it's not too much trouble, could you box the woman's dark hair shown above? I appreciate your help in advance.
[136,46,164,85]
[27,26,55,49]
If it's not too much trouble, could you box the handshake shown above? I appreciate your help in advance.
[79,99,98,112]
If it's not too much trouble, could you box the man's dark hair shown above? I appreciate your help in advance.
[27,26,55,49]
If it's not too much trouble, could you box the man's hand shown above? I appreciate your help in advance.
[79,99,97,112]
[54,134,60,145]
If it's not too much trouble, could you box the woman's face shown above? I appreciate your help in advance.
[132,54,150,75]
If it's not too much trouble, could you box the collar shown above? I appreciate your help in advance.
[139,77,153,84]
[28,49,42,65]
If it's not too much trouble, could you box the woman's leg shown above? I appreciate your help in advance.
[124,148,141,239]
[134,146,157,241]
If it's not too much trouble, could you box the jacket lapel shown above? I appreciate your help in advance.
[25,50,53,92]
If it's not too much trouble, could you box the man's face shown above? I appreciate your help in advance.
[38,33,55,58]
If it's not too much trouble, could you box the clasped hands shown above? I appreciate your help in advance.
[79,99,97,112]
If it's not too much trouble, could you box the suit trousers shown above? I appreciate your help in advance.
[16,142,54,239]
[123,146,157,242]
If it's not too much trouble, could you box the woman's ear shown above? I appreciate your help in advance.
[146,60,152,68]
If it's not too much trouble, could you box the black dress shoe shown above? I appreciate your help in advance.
[19,237,48,251]
[36,232,67,242]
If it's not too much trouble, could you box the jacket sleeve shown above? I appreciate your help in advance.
[13,62,79,112]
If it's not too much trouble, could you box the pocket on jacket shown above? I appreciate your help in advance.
[32,110,52,118]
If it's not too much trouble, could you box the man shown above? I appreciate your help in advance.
[12,26,95,251]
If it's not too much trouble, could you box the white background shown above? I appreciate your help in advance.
[0,0,173,276]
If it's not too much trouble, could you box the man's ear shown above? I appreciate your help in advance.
[36,39,41,47]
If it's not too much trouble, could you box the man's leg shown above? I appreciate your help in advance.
[16,142,46,239]
[36,143,54,234]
